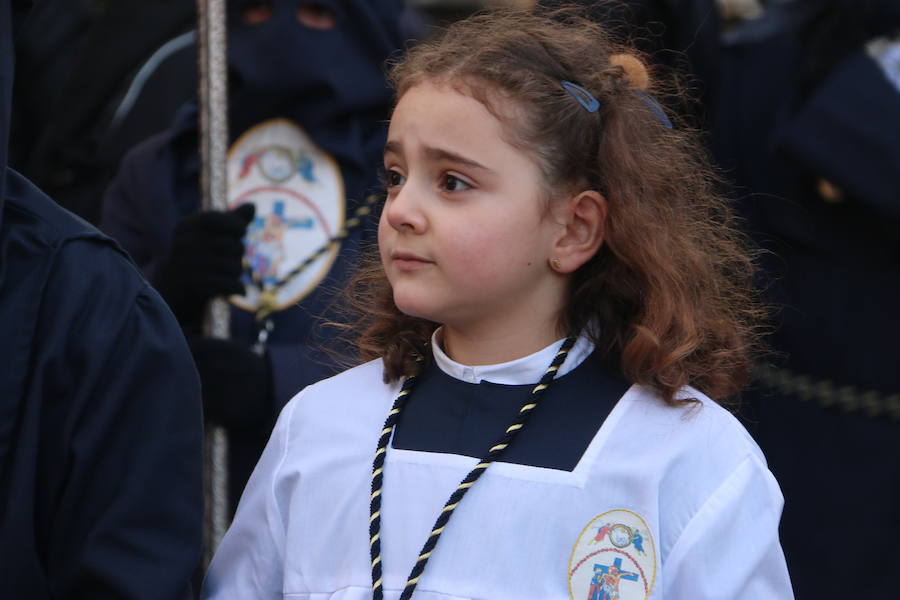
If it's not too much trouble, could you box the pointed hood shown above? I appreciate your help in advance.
[225,0,405,174]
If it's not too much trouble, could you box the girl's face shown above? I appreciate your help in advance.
[379,81,568,340]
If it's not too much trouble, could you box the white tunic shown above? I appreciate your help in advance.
[203,335,793,599]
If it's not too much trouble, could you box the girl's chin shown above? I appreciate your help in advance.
[392,292,443,323]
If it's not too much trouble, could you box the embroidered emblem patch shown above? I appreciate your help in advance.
[568,509,656,600]
[227,118,345,313]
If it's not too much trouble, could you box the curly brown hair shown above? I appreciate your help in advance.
[344,6,764,404]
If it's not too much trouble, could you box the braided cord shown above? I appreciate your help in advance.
[370,361,424,600]
[369,337,576,600]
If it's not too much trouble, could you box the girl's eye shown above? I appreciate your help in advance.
[441,173,471,192]
[385,170,406,188]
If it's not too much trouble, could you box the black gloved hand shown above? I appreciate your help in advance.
[155,204,255,330]
[189,337,273,431]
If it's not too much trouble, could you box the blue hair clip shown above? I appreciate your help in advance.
[634,91,673,129]
[562,80,673,129]
[561,80,600,113]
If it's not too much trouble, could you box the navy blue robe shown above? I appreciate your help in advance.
[0,173,204,598]
[1,3,204,595]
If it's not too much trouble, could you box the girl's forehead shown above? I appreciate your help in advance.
[389,83,495,139]
[396,78,523,121]
[388,80,529,152]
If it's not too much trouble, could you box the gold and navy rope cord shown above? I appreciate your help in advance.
[369,337,578,600]
[755,363,900,421]
[369,356,424,599]
[252,193,381,321]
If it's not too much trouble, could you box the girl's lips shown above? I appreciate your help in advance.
[391,251,433,271]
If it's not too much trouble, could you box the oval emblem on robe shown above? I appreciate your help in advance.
[226,118,345,313]
[568,509,656,600]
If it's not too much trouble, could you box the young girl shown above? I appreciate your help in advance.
[203,8,793,600]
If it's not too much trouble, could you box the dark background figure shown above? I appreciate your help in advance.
[709,0,900,596]
[9,0,196,224]
[9,0,432,228]
[100,0,408,514]
[0,0,204,597]
[7,0,93,169]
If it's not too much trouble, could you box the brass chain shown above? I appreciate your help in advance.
[755,363,900,421]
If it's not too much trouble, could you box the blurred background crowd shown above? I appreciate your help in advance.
[4,0,899,598]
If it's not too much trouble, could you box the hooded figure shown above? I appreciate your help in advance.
[101,0,407,512]
[710,0,900,596]
[0,0,203,598]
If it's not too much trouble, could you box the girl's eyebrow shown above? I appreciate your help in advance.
[383,140,402,157]
[384,140,495,175]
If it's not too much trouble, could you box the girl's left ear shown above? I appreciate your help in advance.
[550,190,607,273]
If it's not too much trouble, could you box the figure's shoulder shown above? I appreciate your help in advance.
[3,170,147,293]
[118,121,187,171]
[5,171,106,245]
[109,105,197,197]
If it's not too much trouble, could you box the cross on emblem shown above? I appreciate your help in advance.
[587,557,639,600]
[250,200,315,233]
[246,200,315,285]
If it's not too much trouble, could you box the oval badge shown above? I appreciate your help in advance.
[226,118,345,313]
[568,509,656,600]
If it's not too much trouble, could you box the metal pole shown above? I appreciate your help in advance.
[197,0,230,567]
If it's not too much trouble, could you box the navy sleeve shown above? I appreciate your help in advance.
[100,135,181,281]
[101,148,154,267]
[777,51,900,223]
[31,238,203,599]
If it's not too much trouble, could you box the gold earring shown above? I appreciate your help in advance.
[550,257,563,271]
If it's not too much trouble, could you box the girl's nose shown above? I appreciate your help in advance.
[384,181,427,234]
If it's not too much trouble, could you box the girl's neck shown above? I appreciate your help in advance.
[440,317,564,366]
